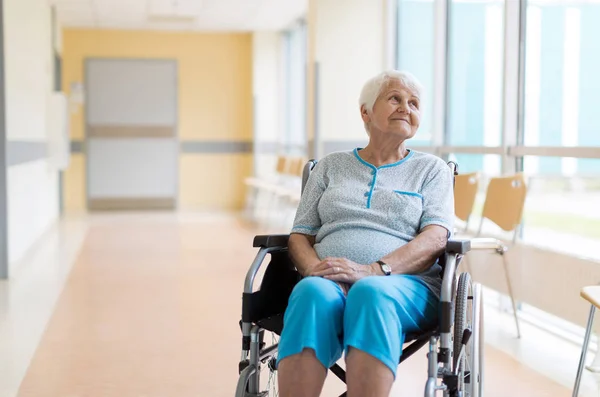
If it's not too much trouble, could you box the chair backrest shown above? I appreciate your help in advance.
[295,157,308,177]
[287,157,304,177]
[275,155,288,174]
[479,173,527,236]
[454,172,480,223]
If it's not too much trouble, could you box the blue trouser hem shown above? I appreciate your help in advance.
[344,338,400,379]
[277,340,340,370]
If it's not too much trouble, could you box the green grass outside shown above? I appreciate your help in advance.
[522,211,600,240]
[471,202,600,240]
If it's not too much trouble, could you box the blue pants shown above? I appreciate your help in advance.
[277,275,438,378]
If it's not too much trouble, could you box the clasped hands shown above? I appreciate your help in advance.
[303,257,380,295]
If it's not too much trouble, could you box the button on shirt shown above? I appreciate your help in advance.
[291,148,455,297]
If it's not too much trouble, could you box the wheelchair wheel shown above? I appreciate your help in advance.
[471,282,484,397]
[258,332,279,397]
[454,273,470,371]
[235,365,257,397]
[235,329,279,397]
[453,273,484,397]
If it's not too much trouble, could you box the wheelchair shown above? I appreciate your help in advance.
[236,159,484,397]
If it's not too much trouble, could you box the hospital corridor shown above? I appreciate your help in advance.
[1,212,583,396]
[1,0,600,396]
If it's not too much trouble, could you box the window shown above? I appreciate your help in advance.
[396,0,435,145]
[282,22,307,156]
[522,157,600,260]
[521,0,600,258]
[523,0,600,173]
[390,0,600,358]
[446,0,504,147]
[448,153,502,175]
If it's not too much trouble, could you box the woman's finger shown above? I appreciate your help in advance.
[307,259,334,275]
[324,269,357,282]
[323,273,347,282]
[311,266,339,277]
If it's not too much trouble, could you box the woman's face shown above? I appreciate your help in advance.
[362,79,421,140]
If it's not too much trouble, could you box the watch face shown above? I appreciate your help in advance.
[382,264,392,274]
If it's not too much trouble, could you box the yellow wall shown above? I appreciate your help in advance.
[62,29,253,210]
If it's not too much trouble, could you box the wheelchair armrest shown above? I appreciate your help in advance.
[469,237,508,254]
[253,234,290,248]
[446,239,471,255]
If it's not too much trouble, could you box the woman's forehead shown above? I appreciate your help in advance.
[381,80,419,97]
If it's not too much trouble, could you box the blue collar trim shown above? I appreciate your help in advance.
[352,148,414,170]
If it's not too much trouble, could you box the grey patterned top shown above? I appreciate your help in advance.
[291,148,455,297]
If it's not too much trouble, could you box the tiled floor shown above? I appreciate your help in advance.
[0,212,595,396]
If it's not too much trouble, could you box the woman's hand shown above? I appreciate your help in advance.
[308,257,376,284]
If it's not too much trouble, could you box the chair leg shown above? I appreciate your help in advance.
[501,255,521,338]
[573,305,596,397]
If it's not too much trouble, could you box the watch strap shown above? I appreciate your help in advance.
[376,260,392,275]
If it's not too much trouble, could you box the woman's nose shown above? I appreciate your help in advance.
[397,102,409,113]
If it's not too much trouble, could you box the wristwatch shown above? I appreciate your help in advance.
[376,260,392,276]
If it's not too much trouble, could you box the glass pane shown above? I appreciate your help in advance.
[396,0,435,146]
[522,157,600,260]
[447,0,504,146]
[448,153,502,176]
[524,0,600,147]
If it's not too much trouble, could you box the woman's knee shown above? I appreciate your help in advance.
[345,276,438,330]
[280,277,346,369]
[290,277,343,302]
[287,277,345,314]
[346,277,393,306]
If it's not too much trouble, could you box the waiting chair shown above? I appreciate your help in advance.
[573,286,600,397]
[454,172,480,232]
[470,173,528,338]
[245,155,303,225]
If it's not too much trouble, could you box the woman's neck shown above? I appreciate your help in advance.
[359,140,408,167]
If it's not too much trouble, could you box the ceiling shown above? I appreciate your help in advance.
[51,0,307,32]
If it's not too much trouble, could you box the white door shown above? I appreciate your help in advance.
[85,59,178,210]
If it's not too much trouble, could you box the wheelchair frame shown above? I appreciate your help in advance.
[236,160,484,397]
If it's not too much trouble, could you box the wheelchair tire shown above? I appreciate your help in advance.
[454,273,485,397]
[471,282,484,397]
[453,272,470,371]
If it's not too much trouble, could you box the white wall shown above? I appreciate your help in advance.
[312,0,385,154]
[7,162,59,267]
[252,32,283,177]
[4,0,53,141]
[4,0,60,270]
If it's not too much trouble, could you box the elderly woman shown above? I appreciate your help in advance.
[276,70,454,397]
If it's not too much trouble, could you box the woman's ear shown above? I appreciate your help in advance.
[360,105,370,123]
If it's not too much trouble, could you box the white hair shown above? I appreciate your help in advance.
[358,70,424,113]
